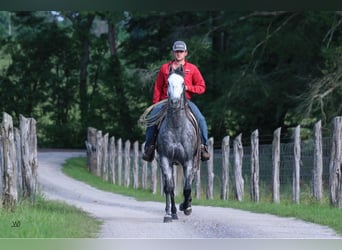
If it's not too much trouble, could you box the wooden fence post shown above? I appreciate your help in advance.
[84,116,342,204]
[124,140,131,187]
[102,133,109,182]
[108,136,116,184]
[329,116,342,208]
[233,134,244,201]
[95,130,103,177]
[133,141,139,189]
[195,162,201,199]
[272,127,281,203]
[0,134,3,202]
[206,137,214,199]
[221,136,230,200]
[293,125,301,204]
[1,112,18,209]
[160,168,164,196]
[173,163,181,196]
[19,115,38,202]
[151,155,158,194]
[313,120,323,201]
[141,143,148,189]
[117,138,122,185]
[85,127,97,175]
[15,128,22,195]
[250,129,259,203]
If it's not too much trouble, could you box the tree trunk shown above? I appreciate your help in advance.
[78,14,95,129]
[108,22,117,56]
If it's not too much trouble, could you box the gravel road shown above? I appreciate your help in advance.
[37,151,341,239]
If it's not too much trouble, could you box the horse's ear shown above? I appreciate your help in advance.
[168,65,173,75]
[178,65,184,77]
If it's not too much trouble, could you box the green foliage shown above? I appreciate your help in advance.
[1,11,342,148]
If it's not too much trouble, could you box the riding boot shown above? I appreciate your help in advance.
[142,132,157,162]
[200,144,210,161]
[142,144,155,162]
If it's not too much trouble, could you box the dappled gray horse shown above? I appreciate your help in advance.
[157,66,201,223]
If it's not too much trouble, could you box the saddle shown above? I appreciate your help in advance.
[139,100,202,168]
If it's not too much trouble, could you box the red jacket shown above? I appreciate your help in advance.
[152,60,206,104]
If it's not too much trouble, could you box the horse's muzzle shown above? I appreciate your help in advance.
[170,98,181,108]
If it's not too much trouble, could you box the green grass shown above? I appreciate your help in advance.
[62,157,166,203]
[62,157,342,236]
[0,195,101,238]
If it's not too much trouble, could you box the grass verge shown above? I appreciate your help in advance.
[62,157,342,236]
[0,195,101,238]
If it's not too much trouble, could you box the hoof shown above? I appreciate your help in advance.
[179,203,192,215]
[172,213,178,220]
[163,215,172,223]
[184,206,192,216]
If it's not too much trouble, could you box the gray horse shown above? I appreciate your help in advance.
[157,66,201,223]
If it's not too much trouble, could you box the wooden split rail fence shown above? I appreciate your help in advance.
[0,112,38,210]
[86,117,342,208]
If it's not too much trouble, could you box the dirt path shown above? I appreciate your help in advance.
[37,151,341,238]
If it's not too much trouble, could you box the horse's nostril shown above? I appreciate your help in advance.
[171,99,178,105]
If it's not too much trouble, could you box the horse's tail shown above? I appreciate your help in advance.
[138,99,167,127]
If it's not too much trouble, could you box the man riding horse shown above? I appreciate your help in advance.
[142,40,210,162]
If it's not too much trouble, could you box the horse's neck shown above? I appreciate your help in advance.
[166,104,188,128]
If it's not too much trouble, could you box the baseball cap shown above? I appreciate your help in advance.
[172,41,187,51]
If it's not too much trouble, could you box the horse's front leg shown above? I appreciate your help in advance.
[179,160,194,216]
[161,158,175,223]
[170,165,178,220]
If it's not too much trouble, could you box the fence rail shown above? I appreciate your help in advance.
[0,112,38,210]
[85,117,342,208]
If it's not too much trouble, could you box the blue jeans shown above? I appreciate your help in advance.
[145,100,208,146]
